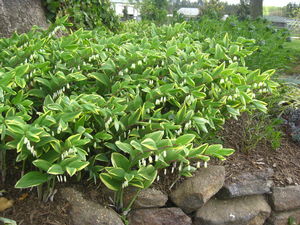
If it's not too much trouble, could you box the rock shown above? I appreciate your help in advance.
[123,187,168,209]
[0,197,14,212]
[194,195,271,225]
[60,187,124,225]
[0,0,48,37]
[270,185,300,211]
[217,168,274,199]
[170,166,225,213]
[128,207,192,225]
[267,209,300,225]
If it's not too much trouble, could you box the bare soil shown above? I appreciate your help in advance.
[215,115,300,186]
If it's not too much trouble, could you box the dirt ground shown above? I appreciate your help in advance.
[215,115,300,186]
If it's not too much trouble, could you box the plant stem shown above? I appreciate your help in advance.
[122,188,141,215]
[37,184,43,201]
[119,188,124,210]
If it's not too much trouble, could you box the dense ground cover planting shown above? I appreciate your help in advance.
[188,16,291,71]
[0,16,283,215]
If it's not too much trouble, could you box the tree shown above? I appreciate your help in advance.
[44,0,120,31]
[250,0,263,19]
[0,0,120,38]
[140,0,169,24]
[0,0,48,37]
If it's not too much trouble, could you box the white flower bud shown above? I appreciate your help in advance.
[24,137,29,144]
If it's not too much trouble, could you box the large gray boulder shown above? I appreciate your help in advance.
[60,187,124,225]
[0,0,48,37]
[170,166,225,213]
[270,185,300,211]
[128,207,192,225]
[218,168,274,199]
[123,187,168,209]
[194,195,271,225]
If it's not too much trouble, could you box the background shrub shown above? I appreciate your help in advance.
[44,0,121,31]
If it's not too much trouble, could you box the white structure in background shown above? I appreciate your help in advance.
[177,7,200,17]
[222,14,229,21]
[110,0,140,20]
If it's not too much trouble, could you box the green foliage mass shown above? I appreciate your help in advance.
[140,0,168,24]
[0,17,279,209]
[44,0,121,31]
[187,16,291,71]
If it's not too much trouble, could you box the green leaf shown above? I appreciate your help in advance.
[88,72,110,87]
[115,141,133,154]
[47,164,64,175]
[15,64,30,77]
[61,112,81,122]
[227,106,240,116]
[68,160,89,171]
[33,159,52,171]
[15,171,49,188]
[95,153,109,162]
[176,105,186,124]
[205,144,235,160]
[176,134,196,145]
[138,165,157,188]
[144,131,164,142]
[252,100,267,113]
[111,153,130,171]
[69,72,87,81]
[167,45,177,57]
[95,131,113,140]
[141,138,157,150]
[66,167,77,176]
[0,217,17,225]
[100,173,122,191]
[15,77,26,88]
[26,130,40,142]
[106,167,125,179]
[128,108,141,126]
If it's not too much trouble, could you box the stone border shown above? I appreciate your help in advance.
[60,166,300,225]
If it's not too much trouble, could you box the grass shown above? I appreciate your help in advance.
[284,39,300,52]
[282,39,300,75]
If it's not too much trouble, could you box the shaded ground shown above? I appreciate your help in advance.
[215,115,300,186]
